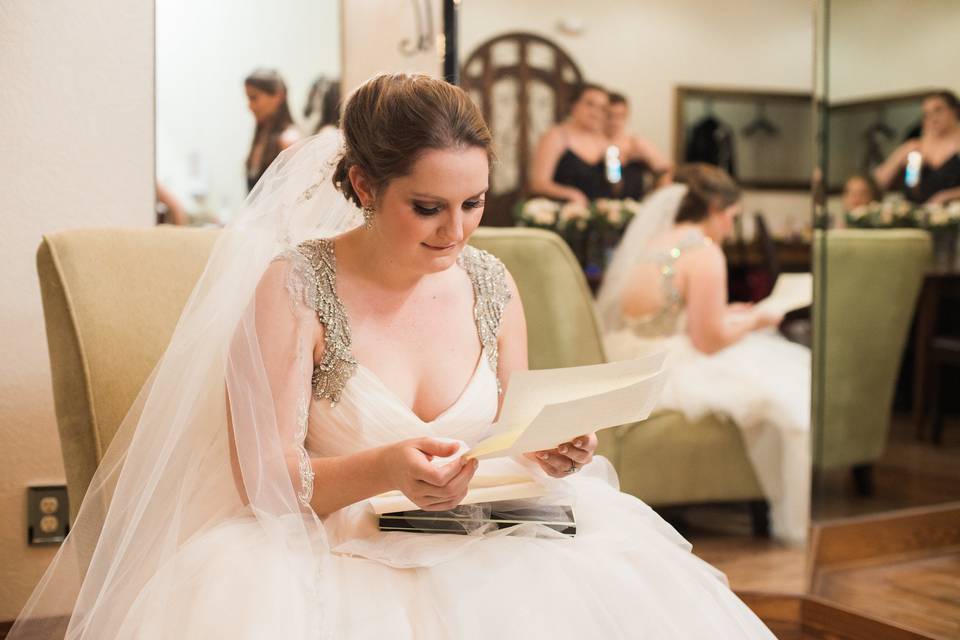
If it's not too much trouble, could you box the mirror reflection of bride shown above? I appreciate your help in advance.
[10,76,776,639]
[597,166,811,543]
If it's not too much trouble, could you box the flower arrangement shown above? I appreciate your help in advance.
[514,197,641,276]
[845,199,960,230]
[515,197,640,232]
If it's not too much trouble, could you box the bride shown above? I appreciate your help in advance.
[11,75,774,639]
[597,165,811,543]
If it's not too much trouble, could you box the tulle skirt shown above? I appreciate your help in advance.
[605,328,811,543]
[117,458,774,639]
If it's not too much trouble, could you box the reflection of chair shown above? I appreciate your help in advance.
[37,227,220,518]
[813,229,931,494]
[469,227,769,533]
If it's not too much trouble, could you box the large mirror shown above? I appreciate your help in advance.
[809,0,960,634]
[459,0,816,580]
[155,1,341,225]
[813,0,960,521]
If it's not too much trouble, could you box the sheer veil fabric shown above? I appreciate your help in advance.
[10,130,359,639]
[595,184,688,332]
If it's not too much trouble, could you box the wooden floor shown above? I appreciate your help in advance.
[816,550,960,639]
[680,410,960,639]
[813,414,960,521]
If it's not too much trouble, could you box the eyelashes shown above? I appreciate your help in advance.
[412,200,485,217]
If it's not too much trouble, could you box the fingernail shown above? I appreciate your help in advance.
[558,445,568,453]
[537,452,548,460]
[574,439,583,447]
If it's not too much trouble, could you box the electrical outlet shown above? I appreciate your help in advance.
[27,485,69,545]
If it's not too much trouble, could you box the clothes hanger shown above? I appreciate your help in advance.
[862,107,896,139]
[742,101,779,137]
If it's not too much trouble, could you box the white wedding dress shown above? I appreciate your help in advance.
[602,224,811,543]
[110,240,775,639]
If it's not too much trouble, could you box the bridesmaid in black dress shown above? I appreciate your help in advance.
[529,83,613,204]
[874,91,960,205]
[606,92,672,201]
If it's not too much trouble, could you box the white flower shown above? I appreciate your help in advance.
[607,207,623,226]
[929,208,950,226]
[622,199,643,217]
[522,198,559,226]
[848,205,869,220]
[559,202,590,222]
[593,198,616,216]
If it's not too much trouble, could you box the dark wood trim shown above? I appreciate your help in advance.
[739,592,938,640]
[827,88,944,112]
[677,84,813,104]
[809,501,960,573]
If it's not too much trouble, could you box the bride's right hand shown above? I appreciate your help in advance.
[381,438,478,511]
[752,308,784,330]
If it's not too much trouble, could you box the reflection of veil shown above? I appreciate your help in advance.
[10,129,360,638]
[596,184,688,332]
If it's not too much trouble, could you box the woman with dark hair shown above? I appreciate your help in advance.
[10,78,775,639]
[606,92,672,199]
[529,83,615,204]
[874,90,960,204]
[598,164,810,543]
[245,68,301,192]
[304,76,342,134]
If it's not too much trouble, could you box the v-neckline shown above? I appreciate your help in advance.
[327,240,489,424]
[354,348,489,424]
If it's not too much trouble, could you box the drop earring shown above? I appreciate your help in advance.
[362,205,375,229]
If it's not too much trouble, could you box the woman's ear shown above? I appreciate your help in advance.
[348,165,375,208]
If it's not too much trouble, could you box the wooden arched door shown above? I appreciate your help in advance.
[461,32,583,226]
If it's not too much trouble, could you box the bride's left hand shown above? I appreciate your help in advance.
[524,433,597,478]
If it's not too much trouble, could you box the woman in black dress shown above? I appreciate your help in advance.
[606,92,672,200]
[874,91,960,205]
[529,83,614,205]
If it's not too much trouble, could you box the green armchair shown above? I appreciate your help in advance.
[37,227,221,520]
[469,228,768,525]
[812,229,931,492]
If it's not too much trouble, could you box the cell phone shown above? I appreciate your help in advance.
[605,145,622,184]
[904,150,922,189]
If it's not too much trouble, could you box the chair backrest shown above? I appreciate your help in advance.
[813,229,931,469]
[37,227,220,516]
[469,227,606,369]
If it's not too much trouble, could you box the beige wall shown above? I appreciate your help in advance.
[341,0,443,92]
[460,0,817,237]
[829,0,960,102]
[0,0,155,621]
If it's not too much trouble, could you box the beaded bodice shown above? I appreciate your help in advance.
[624,230,713,338]
[295,239,511,405]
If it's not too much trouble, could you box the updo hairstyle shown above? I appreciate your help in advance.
[332,73,493,208]
[673,163,742,223]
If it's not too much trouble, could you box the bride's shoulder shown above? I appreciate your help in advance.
[256,241,328,315]
[459,245,513,295]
